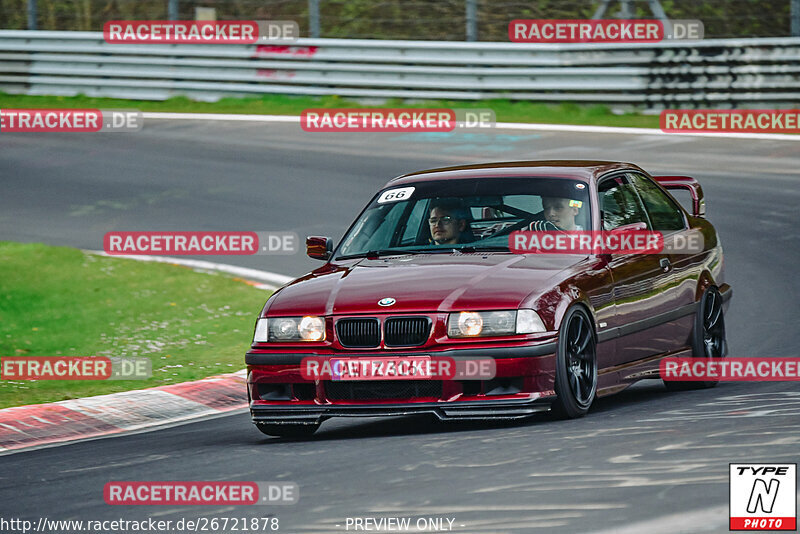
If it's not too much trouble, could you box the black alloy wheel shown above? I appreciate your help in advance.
[664,286,726,391]
[552,306,598,418]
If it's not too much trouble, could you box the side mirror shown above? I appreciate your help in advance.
[653,175,706,218]
[306,236,333,261]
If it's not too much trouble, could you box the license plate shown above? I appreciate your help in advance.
[330,356,432,381]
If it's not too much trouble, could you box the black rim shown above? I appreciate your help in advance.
[565,312,596,406]
[703,289,725,358]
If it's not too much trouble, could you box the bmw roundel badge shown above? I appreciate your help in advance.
[378,297,396,306]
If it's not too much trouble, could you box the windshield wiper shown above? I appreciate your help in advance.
[337,245,509,261]
[457,246,510,253]
[336,248,417,260]
[365,249,414,259]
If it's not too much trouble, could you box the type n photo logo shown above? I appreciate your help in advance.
[730,464,796,530]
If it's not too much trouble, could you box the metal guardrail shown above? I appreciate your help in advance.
[1,30,799,108]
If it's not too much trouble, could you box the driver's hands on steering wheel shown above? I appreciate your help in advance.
[528,220,563,231]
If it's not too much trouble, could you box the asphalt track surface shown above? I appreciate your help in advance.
[1,120,799,533]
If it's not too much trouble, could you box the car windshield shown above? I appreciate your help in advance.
[335,177,592,259]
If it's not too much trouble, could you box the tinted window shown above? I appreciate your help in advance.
[347,201,408,252]
[399,200,429,245]
[598,175,649,231]
[627,173,686,231]
[336,177,591,258]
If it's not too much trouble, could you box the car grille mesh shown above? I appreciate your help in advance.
[384,317,430,347]
[336,318,380,347]
[336,316,431,348]
[325,380,442,400]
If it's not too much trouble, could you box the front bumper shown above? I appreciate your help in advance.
[246,343,558,424]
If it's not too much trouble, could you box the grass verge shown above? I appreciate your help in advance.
[0,92,661,128]
[0,242,269,409]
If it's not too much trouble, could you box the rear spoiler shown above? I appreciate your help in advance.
[653,175,705,218]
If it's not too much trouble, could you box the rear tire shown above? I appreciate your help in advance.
[664,286,727,391]
[256,423,320,438]
[551,306,598,419]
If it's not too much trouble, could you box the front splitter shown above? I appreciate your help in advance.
[250,396,554,425]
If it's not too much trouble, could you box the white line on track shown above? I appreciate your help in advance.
[142,112,800,142]
[86,250,294,290]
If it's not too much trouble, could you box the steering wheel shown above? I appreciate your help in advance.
[492,217,560,238]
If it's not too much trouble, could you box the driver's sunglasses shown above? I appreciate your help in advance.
[428,216,454,225]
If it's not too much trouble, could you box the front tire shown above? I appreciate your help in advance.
[551,306,598,418]
[664,286,727,391]
[256,423,320,438]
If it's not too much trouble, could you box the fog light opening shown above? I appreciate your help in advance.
[483,377,523,396]
[257,383,292,401]
[459,380,481,396]
[292,383,317,401]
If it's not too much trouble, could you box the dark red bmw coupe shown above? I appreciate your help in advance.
[246,161,731,437]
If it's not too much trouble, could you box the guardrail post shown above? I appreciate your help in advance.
[792,0,800,36]
[647,0,671,38]
[619,0,632,18]
[309,0,321,38]
[465,0,477,41]
[593,0,611,19]
[27,0,37,30]
[168,0,178,20]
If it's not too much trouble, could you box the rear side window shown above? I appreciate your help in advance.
[627,173,686,231]
[597,175,649,231]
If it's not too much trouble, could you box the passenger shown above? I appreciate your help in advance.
[529,197,584,231]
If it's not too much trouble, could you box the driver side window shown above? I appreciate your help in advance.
[598,176,649,231]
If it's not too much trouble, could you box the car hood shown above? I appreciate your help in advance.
[265,253,586,316]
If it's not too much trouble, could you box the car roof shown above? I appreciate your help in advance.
[385,160,643,187]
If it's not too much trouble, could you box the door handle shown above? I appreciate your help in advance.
[659,257,671,272]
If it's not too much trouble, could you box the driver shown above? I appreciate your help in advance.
[529,197,583,231]
[428,200,470,245]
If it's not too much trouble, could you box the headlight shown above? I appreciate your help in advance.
[253,316,326,342]
[298,316,325,341]
[447,310,510,337]
[456,311,484,336]
[447,309,545,338]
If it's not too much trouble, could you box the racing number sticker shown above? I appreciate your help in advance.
[377,187,415,204]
